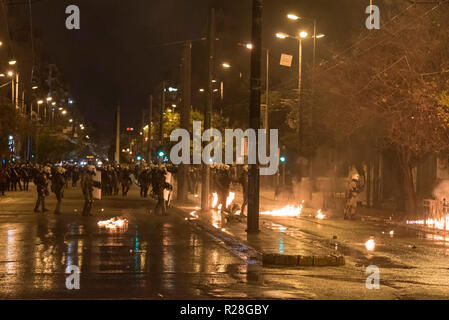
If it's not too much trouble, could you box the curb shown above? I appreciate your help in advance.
[262,253,345,267]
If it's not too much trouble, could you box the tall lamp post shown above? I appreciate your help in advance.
[275,29,324,178]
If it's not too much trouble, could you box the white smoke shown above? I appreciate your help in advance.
[433,180,449,201]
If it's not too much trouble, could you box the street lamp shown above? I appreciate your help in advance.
[8,60,16,65]
[287,13,300,21]
[276,30,309,162]
[276,32,288,39]
[299,31,308,38]
[222,62,231,69]
[32,86,38,90]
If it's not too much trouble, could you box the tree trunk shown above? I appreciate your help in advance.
[397,149,417,216]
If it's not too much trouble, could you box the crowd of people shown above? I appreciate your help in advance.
[0,161,250,219]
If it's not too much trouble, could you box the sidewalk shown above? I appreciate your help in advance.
[171,193,345,268]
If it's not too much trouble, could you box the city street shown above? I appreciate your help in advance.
[1,185,449,299]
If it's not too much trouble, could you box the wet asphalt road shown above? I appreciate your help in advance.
[1,185,449,299]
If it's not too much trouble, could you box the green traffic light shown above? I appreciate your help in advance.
[280,156,286,163]
[158,151,165,157]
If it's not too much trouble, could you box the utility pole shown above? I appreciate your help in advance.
[178,40,192,201]
[148,95,153,162]
[247,0,263,233]
[265,48,269,130]
[160,80,165,145]
[297,38,304,181]
[114,104,120,164]
[201,7,215,212]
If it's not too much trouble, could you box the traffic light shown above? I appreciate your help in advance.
[158,151,165,158]
[136,156,142,161]
[280,156,286,163]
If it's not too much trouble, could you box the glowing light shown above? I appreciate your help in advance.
[260,204,303,217]
[316,209,325,220]
[365,239,376,251]
[299,31,308,39]
[287,14,300,20]
[226,192,235,209]
[97,217,128,231]
[276,32,288,39]
[211,193,218,209]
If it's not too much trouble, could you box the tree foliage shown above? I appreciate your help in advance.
[314,3,449,214]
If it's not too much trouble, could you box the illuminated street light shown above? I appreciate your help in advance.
[299,31,308,38]
[8,60,16,65]
[0,41,3,46]
[0,73,4,77]
[62,110,67,115]
[52,102,56,106]
[199,88,205,92]
[276,32,288,39]
[222,62,231,69]
[246,43,253,49]
[314,34,325,39]
[37,100,44,105]
[287,13,300,20]
[7,71,13,77]
[69,119,73,123]
[46,97,52,101]
[32,86,38,90]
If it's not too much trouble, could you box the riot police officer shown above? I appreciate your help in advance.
[34,166,50,213]
[81,165,95,216]
[52,166,66,215]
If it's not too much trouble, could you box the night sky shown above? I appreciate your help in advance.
[29,0,390,144]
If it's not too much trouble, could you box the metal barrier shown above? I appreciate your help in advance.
[422,199,449,230]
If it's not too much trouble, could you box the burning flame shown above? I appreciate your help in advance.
[226,192,235,208]
[211,192,235,210]
[260,204,302,217]
[316,209,325,220]
[407,216,449,231]
[365,239,375,251]
[211,193,218,209]
[97,217,128,230]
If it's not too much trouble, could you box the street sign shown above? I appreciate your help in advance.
[280,54,293,67]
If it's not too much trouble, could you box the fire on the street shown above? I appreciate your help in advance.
[260,204,303,217]
[211,192,235,211]
[406,216,449,231]
[365,238,376,251]
[97,217,129,231]
[316,209,325,220]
